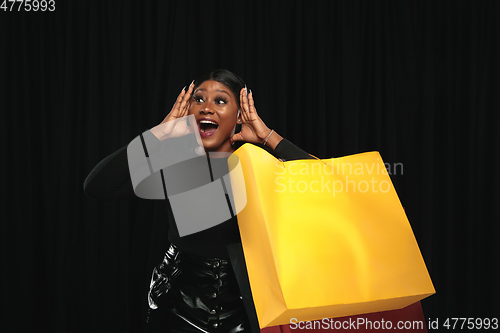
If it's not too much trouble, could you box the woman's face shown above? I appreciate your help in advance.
[188,80,239,153]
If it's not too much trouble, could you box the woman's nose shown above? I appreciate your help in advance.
[200,106,215,114]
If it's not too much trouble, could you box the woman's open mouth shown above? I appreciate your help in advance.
[198,118,219,137]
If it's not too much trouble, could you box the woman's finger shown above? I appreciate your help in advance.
[247,89,256,114]
[172,87,186,114]
[178,81,194,115]
[182,101,190,116]
[241,87,258,124]
[230,132,245,145]
[239,89,245,120]
[240,87,250,122]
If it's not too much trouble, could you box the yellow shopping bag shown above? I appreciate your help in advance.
[228,144,435,329]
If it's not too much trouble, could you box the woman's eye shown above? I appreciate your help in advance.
[192,96,227,104]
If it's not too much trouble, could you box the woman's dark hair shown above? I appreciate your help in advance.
[193,69,246,108]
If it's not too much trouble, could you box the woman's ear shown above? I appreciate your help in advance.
[232,109,242,137]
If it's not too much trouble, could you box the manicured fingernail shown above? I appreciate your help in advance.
[181,86,186,92]
[190,80,195,86]
[249,89,253,96]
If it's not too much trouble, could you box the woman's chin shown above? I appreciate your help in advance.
[199,138,218,151]
[200,137,233,153]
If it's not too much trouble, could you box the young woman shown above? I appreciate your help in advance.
[84,69,313,332]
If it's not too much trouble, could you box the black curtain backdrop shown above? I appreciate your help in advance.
[1,1,499,332]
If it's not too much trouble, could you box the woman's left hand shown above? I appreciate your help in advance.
[230,88,275,146]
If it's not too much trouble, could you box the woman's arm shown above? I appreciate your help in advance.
[272,138,314,161]
[83,144,135,200]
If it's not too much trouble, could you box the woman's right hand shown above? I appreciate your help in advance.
[150,81,195,140]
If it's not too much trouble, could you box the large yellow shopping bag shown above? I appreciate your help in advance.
[227,144,435,329]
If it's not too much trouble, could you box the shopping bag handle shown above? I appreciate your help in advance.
[276,153,331,168]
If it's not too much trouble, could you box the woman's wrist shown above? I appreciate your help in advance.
[263,130,283,151]
[150,123,166,140]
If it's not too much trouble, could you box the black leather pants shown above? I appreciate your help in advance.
[146,243,251,333]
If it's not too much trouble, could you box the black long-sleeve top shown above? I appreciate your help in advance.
[84,138,313,259]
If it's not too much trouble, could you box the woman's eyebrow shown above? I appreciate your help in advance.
[195,88,231,97]
[216,90,231,97]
